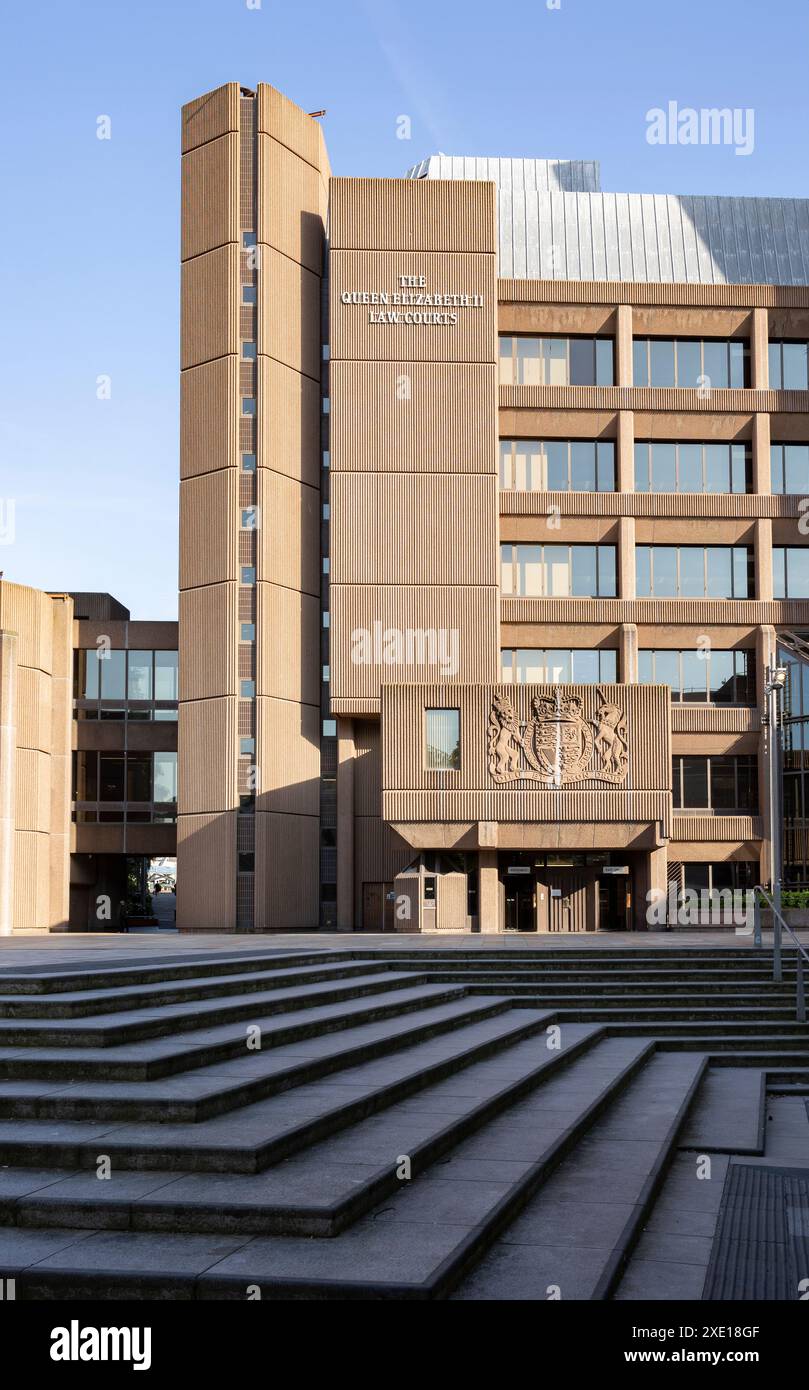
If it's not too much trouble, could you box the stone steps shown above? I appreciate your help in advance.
[0,949,339,995]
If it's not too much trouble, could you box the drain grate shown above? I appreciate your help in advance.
[703,1164,809,1300]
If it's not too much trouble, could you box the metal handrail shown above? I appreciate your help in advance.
[754,885,809,1023]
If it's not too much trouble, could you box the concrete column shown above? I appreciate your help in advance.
[636,844,668,931]
[756,625,776,887]
[751,307,770,390]
[336,717,355,930]
[755,519,773,601]
[619,623,638,683]
[618,516,636,599]
[48,597,73,931]
[752,412,771,494]
[478,849,500,933]
[616,410,635,493]
[615,304,634,387]
[0,631,17,936]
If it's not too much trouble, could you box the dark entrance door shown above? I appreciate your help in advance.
[544,868,597,932]
[504,878,535,932]
[362,882,394,931]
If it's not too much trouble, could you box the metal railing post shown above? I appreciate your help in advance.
[798,954,806,1024]
[753,895,762,948]
[773,907,782,984]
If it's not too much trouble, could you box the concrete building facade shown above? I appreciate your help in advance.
[175,81,809,933]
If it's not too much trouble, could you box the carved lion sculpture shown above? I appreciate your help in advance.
[592,701,628,776]
[487,693,522,780]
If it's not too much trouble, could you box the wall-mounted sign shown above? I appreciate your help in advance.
[339,274,485,327]
[507,866,531,875]
[603,866,630,876]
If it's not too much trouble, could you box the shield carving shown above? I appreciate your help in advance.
[521,694,594,784]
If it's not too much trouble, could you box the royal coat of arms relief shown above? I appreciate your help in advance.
[487,688,629,786]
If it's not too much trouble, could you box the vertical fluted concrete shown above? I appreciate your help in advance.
[0,631,17,936]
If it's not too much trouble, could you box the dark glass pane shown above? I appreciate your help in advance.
[570,442,596,491]
[709,651,735,703]
[684,864,710,892]
[729,340,748,389]
[634,443,650,491]
[730,444,749,494]
[651,443,676,492]
[596,441,614,492]
[679,548,704,598]
[678,443,702,492]
[703,340,729,389]
[650,339,676,387]
[569,338,596,386]
[545,441,568,491]
[682,758,709,807]
[633,339,648,386]
[710,757,736,810]
[768,344,781,389]
[676,340,702,388]
[126,755,152,802]
[99,756,125,801]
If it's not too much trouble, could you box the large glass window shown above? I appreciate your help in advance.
[672,755,758,811]
[499,336,614,387]
[781,640,809,884]
[74,648,179,713]
[153,752,178,804]
[774,548,809,599]
[769,341,809,390]
[633,338,748,389]
[501,544,617,598]
[771,443,809,494]
[634,441,750,493]
[499,439,615,492]
[425,709,460,771]
[501,649,618,683]
[126,651,152,701]
[638,649,755,704]
[635,546,752,599]
[154,651,179,701]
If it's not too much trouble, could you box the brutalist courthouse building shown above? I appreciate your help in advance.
[176,81,809,935]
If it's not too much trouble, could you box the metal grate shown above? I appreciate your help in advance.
[702,1163,809,1300]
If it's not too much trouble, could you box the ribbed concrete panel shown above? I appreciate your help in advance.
[330,177,497,253]
[253,812,320,929]
[330,362,497,474]
[672,814,763,841]
[256,584,320,705]
[176,811,236,929]
[258,356,320,486]
[256,84,328,179]
[257,134,324,275]
[258,246,321,381]
[354,719,382,816]
[48,596,72,931]
[182,83,239,155]
[331,250,496,363]
[14,749,50,833]
[330,587,501,709]
[256,697,320,816]
[181,243,239,370]
[382,682,670,793]
[178,697,238,815]
[256,471,320,596]
[670,707,759,733]
[14,667,49,752]
[179,470,238,589]
[180,357,239,478]
[501,598,809,626]
[0,584,52,673]
[331,475,498,585]
[355,816,415,909]
[384,790,671,827]
[181,133,239,260]
[178,584,238,701]
[500,385,809,414]
[12,831,49,932]
[500,493,802,519]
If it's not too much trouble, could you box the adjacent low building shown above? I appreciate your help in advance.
[0,581,177,932]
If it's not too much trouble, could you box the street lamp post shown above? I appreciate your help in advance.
[765,663,788,979]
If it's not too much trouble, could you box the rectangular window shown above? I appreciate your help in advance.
[635,547,751,599]
[241,398,256,416]
[633,338,749,389]
[672,755,758,811]
[241,453,256,472]
[641,650,755,704]
[126,650,152,701]
[98,650,126,700]
[153,752,178,804]
[242,285,257,305]
[241,342,257,359]
[240,623,256,641]
[154,651,178,702]
[501,649,618,684]
[501,544,617,598]
[771,443,809,494]
[81,649,100,699]
[498,336,614,387]
[769,341,809,390]
[499,439,615,492]
[425,709,461,770]
[239,737,255,757]
[774,547,809,598]
[238,852,255,873]
[634,441,750,494]
[241,565,256,585]
[242,232,257,248]
[240,679,256,699]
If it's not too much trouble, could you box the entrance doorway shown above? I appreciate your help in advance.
[361,882,394,932]
[504,877,536,932]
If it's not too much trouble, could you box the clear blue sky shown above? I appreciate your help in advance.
[0,0,806,618]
